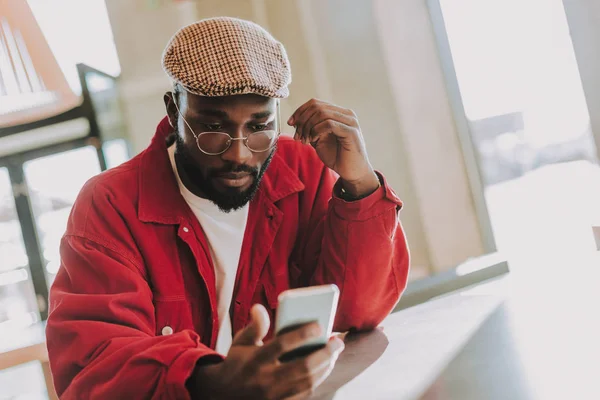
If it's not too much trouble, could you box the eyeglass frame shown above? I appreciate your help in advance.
[173,97,282,156]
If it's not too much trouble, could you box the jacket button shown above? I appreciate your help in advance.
[182,227,189,233]
[161,326,174,336]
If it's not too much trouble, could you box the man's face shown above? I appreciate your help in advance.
[164,90,278,212]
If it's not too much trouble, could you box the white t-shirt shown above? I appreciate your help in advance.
[168,145,248,355]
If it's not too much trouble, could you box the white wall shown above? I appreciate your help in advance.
[104,0,487,275]
[292,0,435,273]
[373,0,486,270]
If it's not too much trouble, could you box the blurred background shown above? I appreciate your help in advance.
[0,0,599,398]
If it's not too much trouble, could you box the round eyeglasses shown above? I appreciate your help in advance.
[193,130,278,155]
[173,98,281,156]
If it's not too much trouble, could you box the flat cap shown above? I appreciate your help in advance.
[162,17,291,98]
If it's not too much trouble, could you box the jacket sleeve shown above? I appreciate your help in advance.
[47,225,222,398]
[295,164,410,332]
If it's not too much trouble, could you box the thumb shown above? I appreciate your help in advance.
[232,304,270,346]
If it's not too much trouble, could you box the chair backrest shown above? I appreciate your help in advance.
[0,0,79,128]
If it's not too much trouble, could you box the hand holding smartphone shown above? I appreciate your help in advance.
[275,284,340,362]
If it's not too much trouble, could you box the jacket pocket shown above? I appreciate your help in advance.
[154,299,194,337]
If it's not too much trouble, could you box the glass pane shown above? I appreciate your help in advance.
[439,0,600,264]
[0,168,40,337]
[23,147,101,287]
[103,139,130,169]
[84,68,128,142]
[27,0,121,94]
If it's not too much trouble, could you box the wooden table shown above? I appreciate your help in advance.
[0,278,501,400]
[311,267,600,400]
[2,261,597,400]
[311,278,504,399]
[2,291,494,400]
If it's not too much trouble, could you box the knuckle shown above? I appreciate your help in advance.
[271,340,284,354]
[258,363,270,375]
[325,349,335,361]
[300,359,312,375]
[326,345,338,358]
[348,116,359,128]
[323,119,335,129]
[314,119,326,130]
[306,373,316,386]
[296,376,313,394]
[247,379,266,398]
[305,376,318,395]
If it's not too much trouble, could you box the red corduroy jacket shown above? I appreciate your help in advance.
[46,117,410,399]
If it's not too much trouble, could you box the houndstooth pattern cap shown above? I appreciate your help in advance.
[162,17,291,98]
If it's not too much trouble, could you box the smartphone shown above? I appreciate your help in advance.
[275,284,340,362]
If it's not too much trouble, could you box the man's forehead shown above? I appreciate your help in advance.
[187,93,277,116]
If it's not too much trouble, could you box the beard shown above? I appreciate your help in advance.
[174,134,275,213]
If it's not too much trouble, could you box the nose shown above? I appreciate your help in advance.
[221,136,252,164]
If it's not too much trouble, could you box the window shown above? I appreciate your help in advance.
[24,147,102,286]
[0,168,40,335]
[432,0,600,263]
[27,0,121,94]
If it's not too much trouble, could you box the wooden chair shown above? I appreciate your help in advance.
[0,2,127,398]
[0,0,79,127]
[0,0,126,167]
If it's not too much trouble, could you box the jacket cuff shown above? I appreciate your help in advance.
[166,346,224,399]
[331,171,402,221]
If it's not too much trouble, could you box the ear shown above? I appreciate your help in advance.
[163,92,178,129]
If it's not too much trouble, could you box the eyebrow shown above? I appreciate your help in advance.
[250,111,273,120]
[193,109,273,120]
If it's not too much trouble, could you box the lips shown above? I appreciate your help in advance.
[214,173,253,188]
[218,172,250,179]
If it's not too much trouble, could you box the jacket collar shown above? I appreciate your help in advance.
[138,116,304,224]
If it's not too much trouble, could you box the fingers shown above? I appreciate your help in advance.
[289,99,358,145]
[276,337,345,399]
[292,106,321,143]
[303,110,356,145]
[288,98,322,126]
[280,337,344,378]
[232,304,270,346]
[284,388,317,400]
[255,322,322,363]
[289,99,354,127]
[309,119,354,150]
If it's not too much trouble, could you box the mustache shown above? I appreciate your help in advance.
[207,163,258,178]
